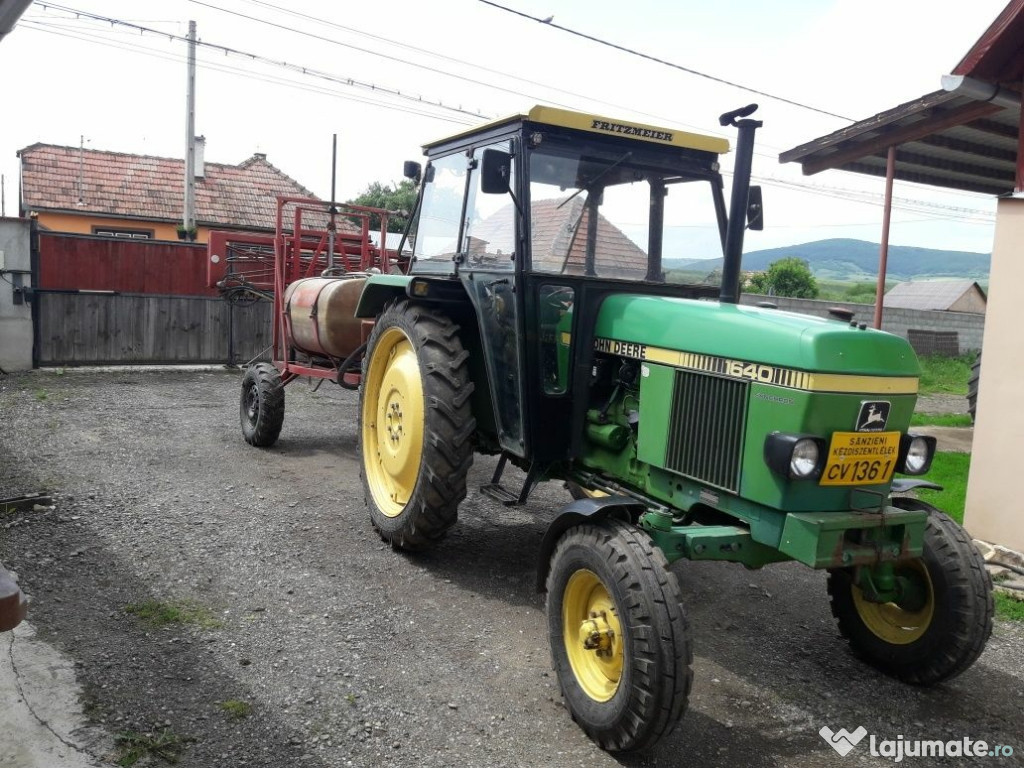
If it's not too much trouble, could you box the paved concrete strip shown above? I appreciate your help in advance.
[0,623,103,768]
[913,425,973,453]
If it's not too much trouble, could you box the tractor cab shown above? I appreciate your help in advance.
[379,106,762,487]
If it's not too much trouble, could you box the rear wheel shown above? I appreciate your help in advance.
[827,501,992,684]
[359,300,475,551]
[546,519,692,753]
[240,363,284,447]
[967,351,981,422]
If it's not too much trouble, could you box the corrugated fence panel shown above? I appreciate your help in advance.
[37,293,272,366]
[38,233,216,296]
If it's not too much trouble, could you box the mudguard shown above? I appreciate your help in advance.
[536,495,647,592]
[355,274,470,318]
[891,478,943,494]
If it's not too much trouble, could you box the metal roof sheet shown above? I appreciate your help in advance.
[780,1,1024,196]
[779,90,1019,196]
[883,280,984,310]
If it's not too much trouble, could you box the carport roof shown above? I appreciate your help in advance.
[779,0,1024,196]
[778,91,1019,196]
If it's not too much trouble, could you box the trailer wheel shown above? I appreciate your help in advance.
[240,362,284,447]
[546,519,692,753]
[827,501,992,685]
[360,300,475,551]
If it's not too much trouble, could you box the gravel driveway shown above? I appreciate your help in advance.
[1,370,1021,767]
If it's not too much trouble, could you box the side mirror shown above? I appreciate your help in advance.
[746,185,764,231]
[403,160,422,184]
[480,149,511,195]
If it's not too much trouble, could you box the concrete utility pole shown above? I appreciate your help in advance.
[183,20,197,232]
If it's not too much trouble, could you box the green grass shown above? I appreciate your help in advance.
[33,389,48,401]
[903,451,970,525]
[114,729,185,766]
[995,592,1024,622]
[816,279,894,305]
[909,412,973,427]
[219,700,251,720]
[124,599,222,630]
[917,354,974,396]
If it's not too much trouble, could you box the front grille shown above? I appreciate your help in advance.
[665,370,748,492]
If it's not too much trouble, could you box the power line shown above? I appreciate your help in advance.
[476,0,855,122]
[229,0,747,147]
[32,1,819,165]
[754,174,995,222]
[21,19,994,226]
[188,0,577,114]
[33,2,486,121]
[193,0,1007,211]
[22,3,998,226]
[20,19,479,126]
[187,0,825,168]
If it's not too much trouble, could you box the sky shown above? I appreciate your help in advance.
[0,0,1011,256]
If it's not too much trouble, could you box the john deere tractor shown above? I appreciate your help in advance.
[245,104,992,753]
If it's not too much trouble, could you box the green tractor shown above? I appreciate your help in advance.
[317,104,993,752]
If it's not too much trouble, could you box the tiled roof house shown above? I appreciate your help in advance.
[17,143,350,243]
[471,197,648,277]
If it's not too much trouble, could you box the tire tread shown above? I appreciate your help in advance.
[360,301,475,551]
[547,520,691,753]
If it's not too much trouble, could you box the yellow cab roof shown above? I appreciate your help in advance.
[423,105,730,155]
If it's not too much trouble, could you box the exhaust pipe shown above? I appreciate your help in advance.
[719,104,762,304]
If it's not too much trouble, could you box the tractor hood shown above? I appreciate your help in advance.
[594,295,919,377]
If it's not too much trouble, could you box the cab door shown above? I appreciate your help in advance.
[458,140,527,457]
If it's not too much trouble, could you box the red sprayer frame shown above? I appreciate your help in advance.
[207,195,407,386]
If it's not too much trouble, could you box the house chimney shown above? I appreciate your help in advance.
[195,135,205,179]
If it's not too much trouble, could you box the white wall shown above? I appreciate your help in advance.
[0,217,32,371]
[965,197,1024,552]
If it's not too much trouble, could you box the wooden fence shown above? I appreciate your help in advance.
[35,291,271,366]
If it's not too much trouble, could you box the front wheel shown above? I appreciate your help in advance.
[546,519,692,753]
[827,501,993,685]
[359,300,475,551]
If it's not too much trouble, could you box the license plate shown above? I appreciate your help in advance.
[819,431,900,486]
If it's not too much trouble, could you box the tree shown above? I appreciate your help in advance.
[346,179,418,233]
[747,257,819,299]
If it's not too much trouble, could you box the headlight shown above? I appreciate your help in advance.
[790,439,820,478]
[898,434,936,475]
[764,433,826,480]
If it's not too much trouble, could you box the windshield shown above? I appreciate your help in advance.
[527,144,724,283]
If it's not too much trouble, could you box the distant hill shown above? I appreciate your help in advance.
[664,238,990,282]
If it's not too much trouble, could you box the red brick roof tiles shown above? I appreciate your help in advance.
[470,196,647,277]
[17,143,333,232]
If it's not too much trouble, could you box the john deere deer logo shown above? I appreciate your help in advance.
[856,401,891,432]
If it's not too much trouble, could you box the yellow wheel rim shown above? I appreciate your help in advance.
[852,560,934,645]
[562,569,623,702]
[361,327,425,518]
